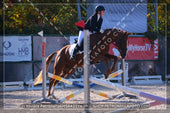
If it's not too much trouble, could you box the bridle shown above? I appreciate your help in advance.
[112,31,127,56]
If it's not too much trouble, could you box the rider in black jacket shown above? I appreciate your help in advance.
[70,5,105,60]
[85,10,103,33]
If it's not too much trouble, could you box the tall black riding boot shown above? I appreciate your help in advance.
[70,44,80,60]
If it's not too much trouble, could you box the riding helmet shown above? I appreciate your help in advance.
[95,5,105,12]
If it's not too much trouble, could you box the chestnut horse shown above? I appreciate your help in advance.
[34,28,130,99]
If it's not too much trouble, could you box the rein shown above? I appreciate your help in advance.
[112,31,127,53]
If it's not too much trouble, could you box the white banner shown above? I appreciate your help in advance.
[102,3,147,33]
[0,36,32,62]
[87,0,147,33]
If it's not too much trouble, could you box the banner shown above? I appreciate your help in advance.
[87,0,147,33]
[109,37,159,60]
[0,36,32,62]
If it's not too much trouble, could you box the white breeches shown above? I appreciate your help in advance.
[77,31,84,46]
[77,30,91,46]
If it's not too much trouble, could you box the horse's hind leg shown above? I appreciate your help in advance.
[47,78,55,97]
[47,57,65,98]
[49,67,76,100]
[50,71,65,99]
[50,79,60,100]
[48,74,63,99]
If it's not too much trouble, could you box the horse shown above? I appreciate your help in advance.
[34,28,130,99]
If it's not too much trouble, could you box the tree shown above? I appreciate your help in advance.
[2,0,86,35]
[2,0,169,36]
[147,0,170,36]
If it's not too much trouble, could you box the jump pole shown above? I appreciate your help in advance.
[48,71,123,101]
[32,31,56,104]
[90,77,170,105]
[58,88,113,103]
[48,70,123,89]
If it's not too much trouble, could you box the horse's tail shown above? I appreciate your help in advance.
[34,51,58,85]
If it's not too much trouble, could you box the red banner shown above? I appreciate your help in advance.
[109,37,159,60]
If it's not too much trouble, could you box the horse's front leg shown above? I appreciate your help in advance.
[104,60,112,79]
[110,56,118,72]
[104,54,118,79]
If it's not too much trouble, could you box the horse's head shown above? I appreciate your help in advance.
[115,30,130,58]
[103,28,130,58]
[93,28,129,58]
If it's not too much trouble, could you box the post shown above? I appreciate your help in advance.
[118,59,138,99]
[121,59,126,86]
[32,31,56,104]
[42,36,46,98]
[155,0,158,32]
[77,0,82,21]
[84,30,90,112]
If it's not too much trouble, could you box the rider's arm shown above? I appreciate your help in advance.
[90,15,103,33]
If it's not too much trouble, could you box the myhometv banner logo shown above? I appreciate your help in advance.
[109,37,158,60]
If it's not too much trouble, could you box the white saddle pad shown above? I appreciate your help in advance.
[69,44,83,56]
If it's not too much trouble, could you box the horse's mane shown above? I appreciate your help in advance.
[90,28,112,38]
[89,28,129,49]
[91,28,128,36]
[89,28,114,49]
[103,28,112,33]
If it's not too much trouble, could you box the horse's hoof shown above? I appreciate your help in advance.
[52,95,58,100]
[47,95,58,100]
[47,95,53,99]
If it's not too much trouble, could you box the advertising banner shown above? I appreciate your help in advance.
[0,36,32,62]
[109,37,159,60]
[87,0,147,33]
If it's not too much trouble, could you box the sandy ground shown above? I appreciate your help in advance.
[1,83,170,113]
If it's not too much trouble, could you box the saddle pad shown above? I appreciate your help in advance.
[69,44,83,56]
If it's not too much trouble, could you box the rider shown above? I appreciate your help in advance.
[70,5,105,60]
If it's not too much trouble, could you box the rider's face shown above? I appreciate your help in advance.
[98,11,105,17]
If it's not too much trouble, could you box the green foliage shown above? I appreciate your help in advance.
[52,5,79,35]
[144,31,158,41]
[0,3,3,34]
[147,0,170,36]
[1,0,169,36]
[2,0,82,35]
